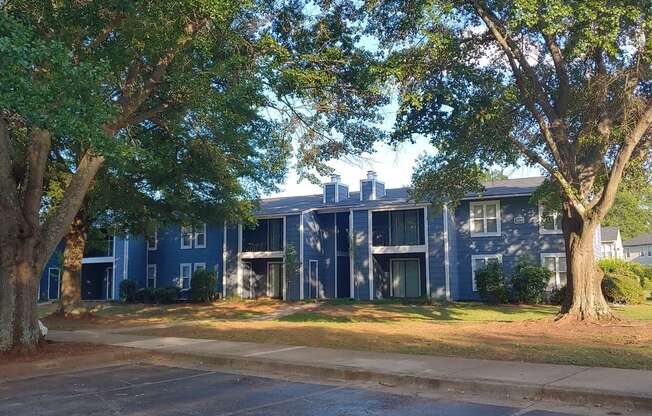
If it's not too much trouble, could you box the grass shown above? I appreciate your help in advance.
[39,300,652,370]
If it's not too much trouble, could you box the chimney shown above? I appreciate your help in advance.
[323,173,349,204]
[360,170,386,201]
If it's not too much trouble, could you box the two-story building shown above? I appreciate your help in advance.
[40,174,592,302]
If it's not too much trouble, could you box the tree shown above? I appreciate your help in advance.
[363,0,651,320]
[602,170,652,239]
[0,1,384,352]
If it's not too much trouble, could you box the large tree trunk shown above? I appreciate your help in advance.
[0,241,42,353]
[558,202,613,320]
[58,213,88,314]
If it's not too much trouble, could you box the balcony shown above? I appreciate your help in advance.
[242,218,284,257]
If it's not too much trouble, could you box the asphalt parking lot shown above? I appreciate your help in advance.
[0,364,577,416]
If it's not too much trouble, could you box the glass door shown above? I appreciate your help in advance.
[267,262,282,298]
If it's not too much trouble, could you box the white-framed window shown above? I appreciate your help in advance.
[541,253,567,289]
[147,264,157,288]
[471,254,502,291]
[194,262,206,272]
[539,204,562,234]
[147,229,158,251]
[469,200,501,237]
[194,223,207,248]
[180,263,192,289]
[181,226,193,249]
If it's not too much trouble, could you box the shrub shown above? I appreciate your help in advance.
[549,285,567,305]
[601,272,645,304]
[511,257,552,304]
[599,258,652,288]
[119,280,137,303]
[189,269,218,303]
[475,262,509,304]
[154,286,180,304]
[135,287,156,303]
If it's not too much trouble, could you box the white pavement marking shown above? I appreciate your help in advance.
[243,346,306,357]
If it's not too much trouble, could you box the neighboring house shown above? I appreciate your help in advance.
[623,233,652,266]
[40,174,603,302]
[600,226,624,259]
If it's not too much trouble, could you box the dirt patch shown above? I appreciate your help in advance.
[0,341,116,365]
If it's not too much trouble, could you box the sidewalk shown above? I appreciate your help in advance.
[47,329,652,410]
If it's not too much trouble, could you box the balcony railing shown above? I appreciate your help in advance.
[84,238,114,258]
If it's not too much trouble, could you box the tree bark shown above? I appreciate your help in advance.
[558,201,613,320]
[58,213,88,314]
[0,240,42,353]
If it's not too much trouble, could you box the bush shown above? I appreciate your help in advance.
[135,287,156,303]
[511,257,552,304]
[599,258,652,288]
[154,286,180,304]
[119,279,137,303]
[475,262,509,304]
[189,269,218,303]
[601,271,645,304]
[549,285,567,305]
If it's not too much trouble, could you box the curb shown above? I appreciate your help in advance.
[142,348,652,411]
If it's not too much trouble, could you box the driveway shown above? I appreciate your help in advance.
[0,363,579,416]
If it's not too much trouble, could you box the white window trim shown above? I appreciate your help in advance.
[147,229,158,251]
[194,262,206,272]
[471,254,502,292]
[181,226,193,249]
[147,264,157,288]
[541,253,566,289]
[538,204,562,235]
[194,223,207,248]
[469,200,501,237]
[389,258,421,298]
[179,263,192,288]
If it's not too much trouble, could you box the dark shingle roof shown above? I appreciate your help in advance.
[601,226,620,242]
[623,233,652,247]
[256,176,546,216]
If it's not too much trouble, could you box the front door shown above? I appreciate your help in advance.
[391,259,420,298]
[267,262,282,298]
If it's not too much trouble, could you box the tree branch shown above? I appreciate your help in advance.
[542,32,570,115]
[21,128,51,233]
[594,103,652,220]
[39,151,105,264]
[0,117,21,235]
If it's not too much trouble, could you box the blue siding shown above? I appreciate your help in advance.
[224,224,238,296]
[337,184,349,202]
[148,224,223,290]
[361,181,373,201]
[376,182,386,198]
[427,207,446,298]
[324,184,336,204]
[447,207,460,300]
[285,215,301,300]
[352,210,370,299]
[128,236,147,288]
[39,245,63,301]
[302,211,323,298]
[453,196,565,300]
[317,213,336,298]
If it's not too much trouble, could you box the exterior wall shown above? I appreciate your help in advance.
[352,210,370,299]
[373,253,426,298]
[625,244,652,265]
[446,206,459,300]
[337,184,349,202]
[452,196,565,301]
[324,183,337,204]
[147,224,223,290]
[224,224,239,296]
[316,213,336,298]
[360,180,373,201]
[427,207,446,298]
[285,215,301,300]
[302,211,324,298]
[39,245,63,302]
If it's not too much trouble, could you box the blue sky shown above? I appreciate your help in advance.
[270,136,542,197]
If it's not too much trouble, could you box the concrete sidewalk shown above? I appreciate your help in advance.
[47,329,652,410]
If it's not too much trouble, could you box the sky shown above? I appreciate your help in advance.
[269,136,542,198]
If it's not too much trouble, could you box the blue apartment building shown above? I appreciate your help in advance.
[38,173,601,302]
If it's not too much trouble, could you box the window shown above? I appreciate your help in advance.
[147,264,157,288]
[195,223,206,248]
[181,226,193,249]
[267,219,283,251]
[541,253,567,289]
[194,262,206,272]
[539,204,562,234]
[469,201,500,236]
[471,254,502,291]
[147,229,158,251]
[391,259,420,298]
[180,263,192,289]
[242,218,284,252]
[390,210,420,245]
